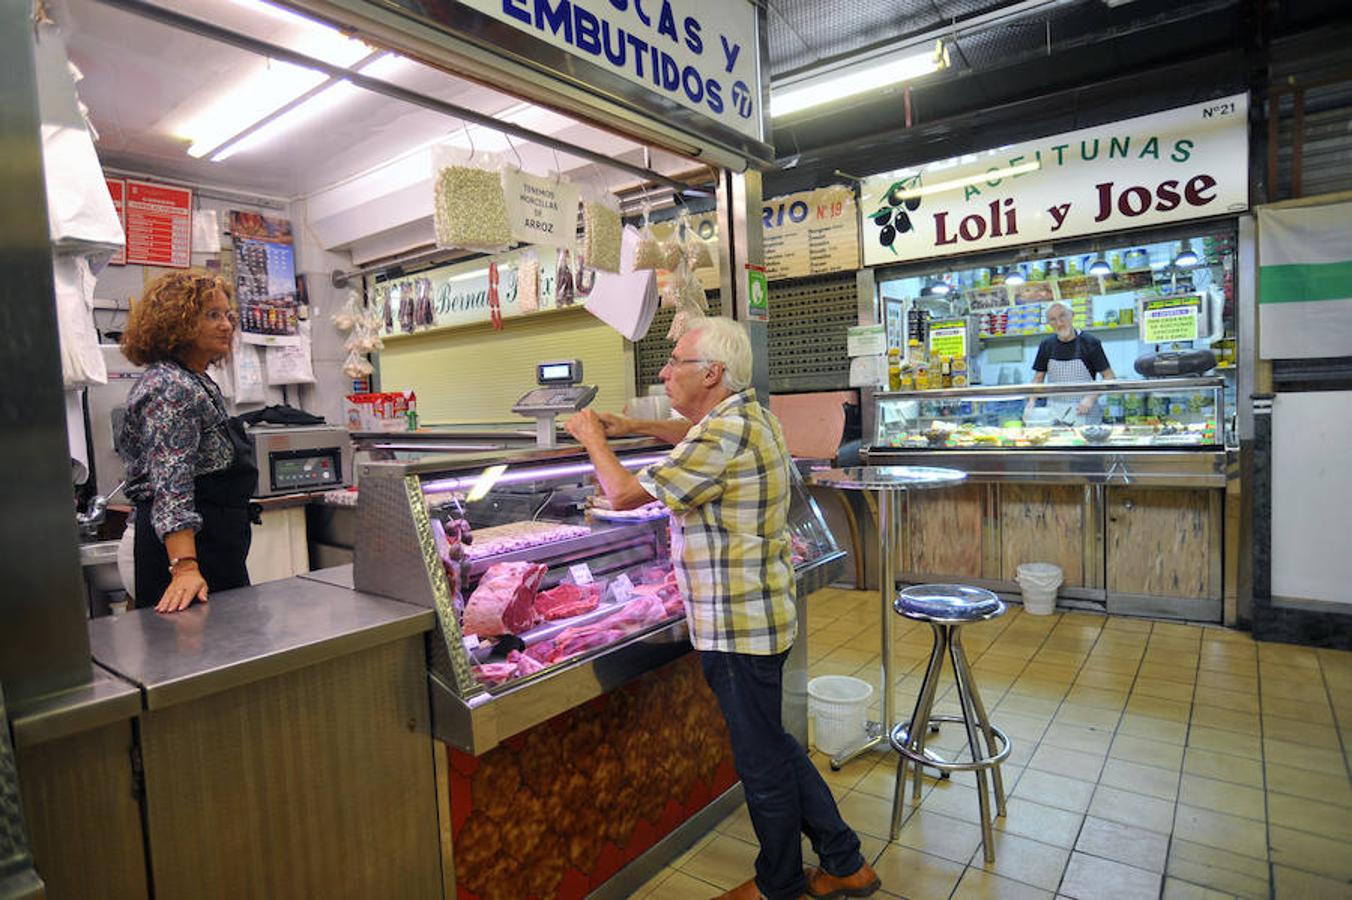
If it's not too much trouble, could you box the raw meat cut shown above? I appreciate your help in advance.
[543,596,670,662]
[463,520,591,560]
[534,583,603,621]
[463,561,548,637]
[472,650,544,686]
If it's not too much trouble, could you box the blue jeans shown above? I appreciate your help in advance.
[700,650,866,900]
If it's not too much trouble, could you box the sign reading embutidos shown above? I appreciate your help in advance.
[859,95,1249,266]
[423,0,763,144]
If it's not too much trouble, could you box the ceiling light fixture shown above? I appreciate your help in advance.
[1174,239,1199,268]
[770,41,949,118]
[1088,258,1112,276]
[923,278,952,297]
[1004,267,1026,286]
[885,160,1042,202]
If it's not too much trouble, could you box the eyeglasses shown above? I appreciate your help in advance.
[204,309,239,326]
[662,356,715,370]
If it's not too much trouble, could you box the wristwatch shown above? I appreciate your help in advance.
[168,556,198,574]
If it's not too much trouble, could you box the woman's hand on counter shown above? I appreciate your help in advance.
[156,565,208,614]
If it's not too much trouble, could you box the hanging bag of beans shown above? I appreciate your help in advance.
[431,144,513,252]
[580,187,623,274]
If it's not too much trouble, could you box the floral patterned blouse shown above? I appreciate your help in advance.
[119,361,235,539]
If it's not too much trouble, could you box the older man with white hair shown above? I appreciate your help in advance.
[1025,300,1117,422]
[567,317,879,900]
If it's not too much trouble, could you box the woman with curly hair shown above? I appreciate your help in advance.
[118,269,257,613]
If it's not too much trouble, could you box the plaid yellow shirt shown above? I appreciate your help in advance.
[637,390,796,655]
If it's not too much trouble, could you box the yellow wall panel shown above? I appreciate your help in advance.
[377,307,635,424]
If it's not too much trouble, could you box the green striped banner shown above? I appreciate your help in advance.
[1259,260,1352,304]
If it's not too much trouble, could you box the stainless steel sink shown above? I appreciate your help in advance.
[79,540,125,593]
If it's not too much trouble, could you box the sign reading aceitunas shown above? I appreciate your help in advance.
[859,94,1250,267]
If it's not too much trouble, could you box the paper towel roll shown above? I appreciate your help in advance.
[67,388,89,485]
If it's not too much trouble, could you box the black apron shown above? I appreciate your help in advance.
[134,413,259,607]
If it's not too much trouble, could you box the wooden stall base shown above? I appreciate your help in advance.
[446,653,735,900]
[999,484,1086,586]
[907,483,985,578]
[1107,487,1215,599]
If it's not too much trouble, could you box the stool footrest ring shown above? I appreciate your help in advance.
[889,715,1011,772]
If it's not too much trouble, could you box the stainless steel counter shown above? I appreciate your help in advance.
[8,664,141,749]
[90,577,435,711]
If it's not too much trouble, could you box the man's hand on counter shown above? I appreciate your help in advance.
[566,409,609,448]
[595,411,633,438]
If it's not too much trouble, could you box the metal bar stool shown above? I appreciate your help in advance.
[888,584,1012,863]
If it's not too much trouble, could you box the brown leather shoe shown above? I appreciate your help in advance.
[713,877,766,899]
[805,863,882,899]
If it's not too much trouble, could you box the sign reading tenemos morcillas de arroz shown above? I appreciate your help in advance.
[454,0,763,142]
[859,94,1250,267]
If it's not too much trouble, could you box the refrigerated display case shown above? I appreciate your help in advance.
[348,439,845,754]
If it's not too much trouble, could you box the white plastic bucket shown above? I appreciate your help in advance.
[1016,562,1063,615]
[807,675,873,755]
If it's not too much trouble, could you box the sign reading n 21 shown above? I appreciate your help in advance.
[859,95,1249,266]
[461,0,762,141]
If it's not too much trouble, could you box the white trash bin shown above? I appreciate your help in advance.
[807,675,873,755]
[1016,562,1063,615]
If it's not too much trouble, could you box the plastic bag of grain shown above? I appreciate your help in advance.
[431,145,512,252]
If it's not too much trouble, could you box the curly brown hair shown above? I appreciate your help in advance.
[121,269,234,366]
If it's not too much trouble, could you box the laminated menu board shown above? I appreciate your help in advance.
[762,185,860,280]
[105,177,126,265]
[230,211,301,346]
[1142,295,1201,344]
[124,179,191,268]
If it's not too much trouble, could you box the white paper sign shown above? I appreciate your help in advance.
[264,321,316,385]
[612,573,635,603]
[860,94,1250,266]
[846,325,887,357]
[503,170,580,248]
[569,562,594,586]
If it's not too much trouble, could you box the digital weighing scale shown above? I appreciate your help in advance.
[511,359,598,448]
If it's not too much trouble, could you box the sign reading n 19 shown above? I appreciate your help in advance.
[859,95,1249,266]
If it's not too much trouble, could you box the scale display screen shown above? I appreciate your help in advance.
[269,448,342,493]
[537,359,582,385]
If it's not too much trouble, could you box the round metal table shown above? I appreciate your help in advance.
[808,466,968,767]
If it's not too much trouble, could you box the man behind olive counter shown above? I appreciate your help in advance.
[565,317,880,900]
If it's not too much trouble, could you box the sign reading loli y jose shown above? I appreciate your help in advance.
[860,94,1249,266]
[453,0,763,142]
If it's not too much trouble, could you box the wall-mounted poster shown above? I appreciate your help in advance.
[105,178,126,266]
[230,211,301,346]
[125,179,191,268]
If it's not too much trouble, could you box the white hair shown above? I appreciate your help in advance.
[686,316,753,392]
[1046,300,1073,319]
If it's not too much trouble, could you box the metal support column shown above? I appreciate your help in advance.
[715,169,768,401]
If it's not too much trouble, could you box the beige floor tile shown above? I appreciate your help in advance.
[996,694,1062,720]
[1173,804,1269,861]
[1012,769,1096,813]
[1178,774,1266,821]
[1186,725,1262,760]
[1052,703,1123,730]
[635,867,724,899]
[1041,722,1113,755]
[1198,654,1258,677]
[1027,744,1106,782]
[1034,648,1088,669]
[1060,851,1161,900]
[871,843,965,899]
[895,809,985,864]
[1161,877,1239,900]
[1008,677,1070,702]
[1262,716,1341,748]
[1110,734,1186,770]
[838,788,903,841]
[1166,839,1271,900]
[823,645,882,670]
[1182,748,1264,788]
[717,802,759,845]
[1265,764,1352,808]
[976,655,1032,676]
[1268,792,1352,842]
[678,832,760,889]
[1103,617,1153,634]
[672,829,719,869]
[1125,694,1192,723]
[1271,864,1352,900]
[1117,713,1188,745]
[1263,738,1347,776]
[1154,622,1204,640]
[997,712,1053,743]
[952,867,1053,900]
[993,797,1085,849]
[853,760,898,801]
[1195,670,1258,695]
[1064,685,1128,711]
[1081,654,1143,675]
[1075,815,1169,872]
[813,750,881,792]
[1144,650,1201,670]
[1192,685,1260,714]
[1132,677,1196,703]
[1137,662,1198,686]
[1261,677,1329,706]
[1188,704,1261,735]
[1088,784,1176,835]
[976,831,1071,893]
[1099,758,1181,801]
[916,780,985,825]
[1270,825,1352,880]
[1073,669,1134,691]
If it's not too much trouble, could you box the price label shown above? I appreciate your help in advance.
[612,573,635,603]
[569,563,594,585]
[462,634,480,651]
[928,319,968,359]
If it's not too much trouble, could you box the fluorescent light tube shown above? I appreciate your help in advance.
[771,43,947,118]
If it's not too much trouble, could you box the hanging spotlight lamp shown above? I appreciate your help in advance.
[1004,266,1026,286]
[1088,257,1112,276]
[1174,239,1199,268]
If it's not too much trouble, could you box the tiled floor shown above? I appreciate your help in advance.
[632,588,1352,899]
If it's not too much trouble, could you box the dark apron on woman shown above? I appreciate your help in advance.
[133,416,258,607]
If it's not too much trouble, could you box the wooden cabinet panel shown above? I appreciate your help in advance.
[906,483,984,578]
[1107,487,1215,599]
[1000,484,1086,586]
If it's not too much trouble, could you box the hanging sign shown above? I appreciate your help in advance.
[846,325,886,357]
[1141,296,1201,344]
[859,94,1249,266]
[763,185,859,280]
[378,247,560,337]
[105,177,126,266]
[379,0,766,149]
[502,170,580,248]
[124,179,192,268]
[928,319,969,359]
